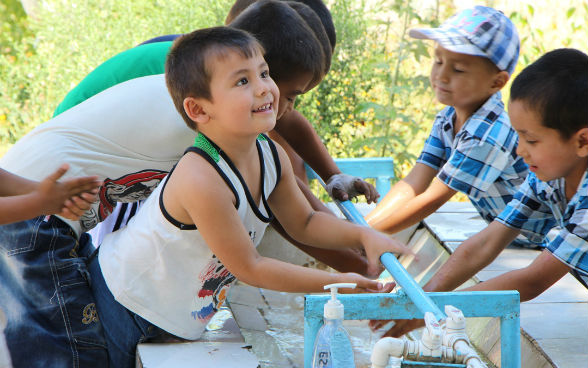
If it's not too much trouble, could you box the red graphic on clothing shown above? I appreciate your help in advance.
[192,256,235,322]
[98,170,167,220]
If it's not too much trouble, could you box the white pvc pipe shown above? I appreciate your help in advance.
[454,340,487,368]
[370,337,405,368]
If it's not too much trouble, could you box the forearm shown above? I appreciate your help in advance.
[424,222,519,292]
[0,193,45,224]
[239,255,342,292]
[460,250,570,302]
[292,210,365,251]
[367,180,453,233]
[0,168,38,196]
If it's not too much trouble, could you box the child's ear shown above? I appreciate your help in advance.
[183,97,210,124]
[491,71,510,91]
[575,127,588,157]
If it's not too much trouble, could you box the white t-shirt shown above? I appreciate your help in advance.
[0,74,194,235]
[98,135,281,339]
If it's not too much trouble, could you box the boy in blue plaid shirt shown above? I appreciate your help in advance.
[366,6,533,243]
[375,48,588,337]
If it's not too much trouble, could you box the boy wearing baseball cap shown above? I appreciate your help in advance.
[366,6,536,246]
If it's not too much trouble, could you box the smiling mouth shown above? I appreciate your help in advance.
[253,103,272,112]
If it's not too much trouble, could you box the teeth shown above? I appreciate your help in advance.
[255,103,271,112]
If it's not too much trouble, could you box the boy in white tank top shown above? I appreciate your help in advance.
[88,27,411,367]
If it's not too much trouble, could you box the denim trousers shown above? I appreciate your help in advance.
[87,248,165,368]
[0,216,108,367]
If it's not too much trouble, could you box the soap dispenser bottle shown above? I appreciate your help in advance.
[311,283,356,368]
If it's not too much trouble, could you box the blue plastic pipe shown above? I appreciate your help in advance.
[336,200,446,322]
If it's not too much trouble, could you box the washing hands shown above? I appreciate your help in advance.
[326,173,379,204]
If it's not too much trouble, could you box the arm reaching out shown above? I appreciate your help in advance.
[268,143,412,275]
[169,152,396,294]
[371,220,521,337]
[0,164,101,224]
[274,109,379,203]
[366,163,456,233]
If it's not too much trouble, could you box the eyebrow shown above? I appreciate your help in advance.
[230,61,268,79]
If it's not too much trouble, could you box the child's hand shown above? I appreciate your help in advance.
[326,174,380,204]
[358,228,413,277]
[369,318,425,338]
[337,273,395,294]
[57,190,100,220]
[36,164,102,219]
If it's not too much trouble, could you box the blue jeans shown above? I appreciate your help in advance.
[87,248,166,368]
[0,216,108,367]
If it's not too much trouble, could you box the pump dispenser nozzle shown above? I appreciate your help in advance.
[323,283,356,320]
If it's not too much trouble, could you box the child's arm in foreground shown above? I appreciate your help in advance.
[267,143,411,277]
[371,221,522,337]
[365,163,456,233]
[275,109,379,202]
[176,147,410,293]
[0,164,101,224]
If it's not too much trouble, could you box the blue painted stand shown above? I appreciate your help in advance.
[304,158,520,367]
[304,291,520,367]
[305,157,395,196]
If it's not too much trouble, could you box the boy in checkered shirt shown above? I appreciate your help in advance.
[366,6,535,245]
[374,48,588,337]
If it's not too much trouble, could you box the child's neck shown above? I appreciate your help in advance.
[564,158,588,201]
[202,131,260,168]
[452,97,490,135]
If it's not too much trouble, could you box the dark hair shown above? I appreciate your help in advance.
[165,27,263,130]
[510,48,588,139]
[226,0,336,51]
[229,0,326,87]
[285,1,332,74]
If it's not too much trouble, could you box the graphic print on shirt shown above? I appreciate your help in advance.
[79,169,167,231]
[192,255,236,323]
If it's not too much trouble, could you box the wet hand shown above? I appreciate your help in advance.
[326,174,380,204]
[337,273,394,294]
[359,228,413,277]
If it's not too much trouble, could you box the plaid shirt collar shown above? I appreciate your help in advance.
[439,91,504,144]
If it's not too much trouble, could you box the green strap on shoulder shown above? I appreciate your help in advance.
[193,133,220,162]
[193,133,267,162]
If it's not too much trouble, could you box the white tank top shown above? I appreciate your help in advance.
[98,134,281,339]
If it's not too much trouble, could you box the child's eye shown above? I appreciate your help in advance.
[526,140,537,145]
[260,70,269,78]
[236,78,248,86]
[453,67,465,73]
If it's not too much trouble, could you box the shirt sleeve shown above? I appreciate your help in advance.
[496,175,555,244]
[437,125,513,200]
[416,122,447,172]
[546,197,588,275]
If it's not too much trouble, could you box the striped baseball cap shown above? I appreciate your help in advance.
[409,6,520,75]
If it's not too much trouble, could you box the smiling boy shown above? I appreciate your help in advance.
[375,48,588,337]
[86,27,410,367]
[365,6,533,246]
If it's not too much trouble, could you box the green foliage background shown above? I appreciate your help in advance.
[1,0,587,180]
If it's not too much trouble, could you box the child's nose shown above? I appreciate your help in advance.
[255,80,270,96]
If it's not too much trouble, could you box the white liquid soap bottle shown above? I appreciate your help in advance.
[311,283,356,368]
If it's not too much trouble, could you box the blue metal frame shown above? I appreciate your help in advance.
[304,291,520,367]
[303,159,520,367]
[305,158,395,196]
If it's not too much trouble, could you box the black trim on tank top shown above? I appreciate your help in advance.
[158,147,241,230]
[261,134,281,215]
[217,141,273,223]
